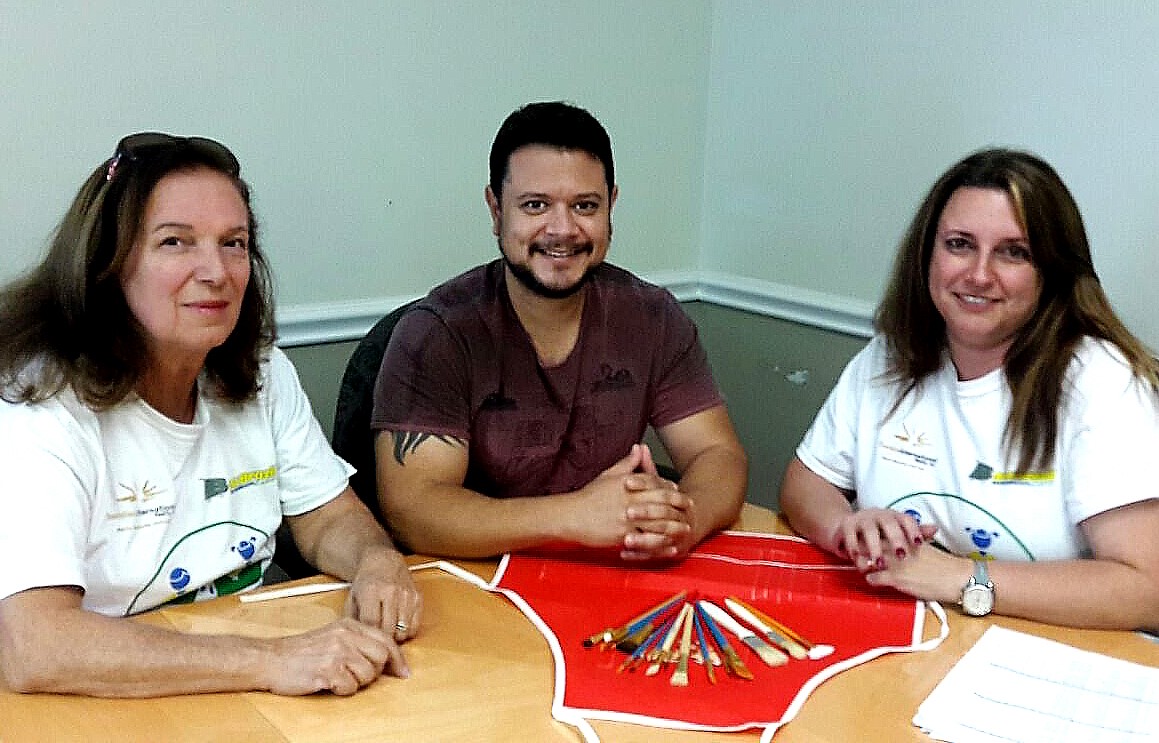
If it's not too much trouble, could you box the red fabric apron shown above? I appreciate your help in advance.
[488,531,945,741]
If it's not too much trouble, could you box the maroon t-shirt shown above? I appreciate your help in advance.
[371,261,722,498]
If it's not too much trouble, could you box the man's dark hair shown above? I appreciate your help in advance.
[488,101,614,200]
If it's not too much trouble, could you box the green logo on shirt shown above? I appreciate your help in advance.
[204,478,229,499]
[969,462,993,480]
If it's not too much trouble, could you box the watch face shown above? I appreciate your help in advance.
[962,584,993,616]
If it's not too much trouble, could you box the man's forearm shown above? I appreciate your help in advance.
[674,444,748,541]
[386,482,578,558]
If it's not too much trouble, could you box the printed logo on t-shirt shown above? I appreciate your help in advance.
[967,461,1055,486]
[130,526,269,614]
[591,364,634,393]
[204,478,229,499]
[903,506,1003,558]
[970,462,993,480]
[991,470,1055,485]
[203,466,278,500]
[229,465,277,492]
[879,423,937,471]
[107,480,176,528]
[891,494,1035,561]
[963,526,1002,559]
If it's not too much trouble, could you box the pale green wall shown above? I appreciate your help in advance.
[284,340,358,440]
[682,303,865,508]
[2,1,710,308]
[702,1,1159,349]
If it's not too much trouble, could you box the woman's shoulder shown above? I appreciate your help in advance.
[1065,336,1157,404]
[252,346,309,405]
[1069,336,1138,380]
[263,345,294,374]
[0,384,100,446]
[820,335,900,406]
[841,334,893,377]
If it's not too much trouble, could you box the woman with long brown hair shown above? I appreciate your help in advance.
[781,148,1159,630]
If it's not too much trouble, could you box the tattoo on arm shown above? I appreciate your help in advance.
[390,430,465,465]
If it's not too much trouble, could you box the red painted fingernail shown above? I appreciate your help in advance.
[914,536,923,545]
[895,548,906,559]
[875,557,886,570]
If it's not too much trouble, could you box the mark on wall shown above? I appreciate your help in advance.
[769,364,810,386]
[785,369,809,386]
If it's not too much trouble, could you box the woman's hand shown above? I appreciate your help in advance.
[863,542,974,604]
[263,618,406,695]
[830,507,938,571]
[345,546,423,646]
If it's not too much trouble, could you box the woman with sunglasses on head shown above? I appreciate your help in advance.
[780,148,1159,631]
[0,133,420,696]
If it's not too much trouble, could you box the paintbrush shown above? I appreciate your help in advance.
[699,600,788,668]
[692,609,718,684]
[725,597,808,660]
[645,605,687,676]
[583,590,687,648]
[615,595,685,653]
[617,613,675,673]
[694,602,753,680]
[615,621,657,653]
[725,596,834,660]
[669,603,695,687]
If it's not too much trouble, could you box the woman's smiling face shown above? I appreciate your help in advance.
[119,166,251,367]
[928,186,1042,378]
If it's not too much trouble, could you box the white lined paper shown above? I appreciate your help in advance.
[914,625,1159,742]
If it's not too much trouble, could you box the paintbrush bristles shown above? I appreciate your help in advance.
[750,641,789,667]
[645,606,686,676]
[669,603,695,687]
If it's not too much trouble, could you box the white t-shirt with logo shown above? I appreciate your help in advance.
[798,335,1159,561]
[0,348,352,615]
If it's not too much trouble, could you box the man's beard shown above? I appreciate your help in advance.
[501,241,595,299]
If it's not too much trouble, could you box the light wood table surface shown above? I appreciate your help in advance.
[2,503,1156,742]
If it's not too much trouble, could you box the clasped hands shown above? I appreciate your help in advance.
[578,443,696,562]
[830,508,970,604]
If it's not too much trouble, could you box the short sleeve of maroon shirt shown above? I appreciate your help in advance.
[371,261,722,498]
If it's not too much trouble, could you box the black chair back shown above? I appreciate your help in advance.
[331,300,421,523]
[272,300,419,579]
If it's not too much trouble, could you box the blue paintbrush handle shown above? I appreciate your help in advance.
[695,602,733,651]
[693,609,711,654]
[624,594,684,636]
[632,613,677,659]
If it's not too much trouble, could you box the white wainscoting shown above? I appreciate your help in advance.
[274,271,875,348]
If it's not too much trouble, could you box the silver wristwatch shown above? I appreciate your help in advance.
[960,559,995,616]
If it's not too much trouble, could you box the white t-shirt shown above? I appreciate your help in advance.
[798,336,1159,561]
[0,348,353,616]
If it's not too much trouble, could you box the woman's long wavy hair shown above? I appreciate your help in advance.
[876,148,1158,474]
[0,137,275,408]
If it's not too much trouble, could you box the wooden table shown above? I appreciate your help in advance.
[2,504,1156,742]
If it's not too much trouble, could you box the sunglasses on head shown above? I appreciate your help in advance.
[105,132,240,182]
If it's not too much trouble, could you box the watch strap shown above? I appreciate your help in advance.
[972,558,991,587]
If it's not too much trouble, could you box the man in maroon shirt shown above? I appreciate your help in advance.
[372,101,747,561]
